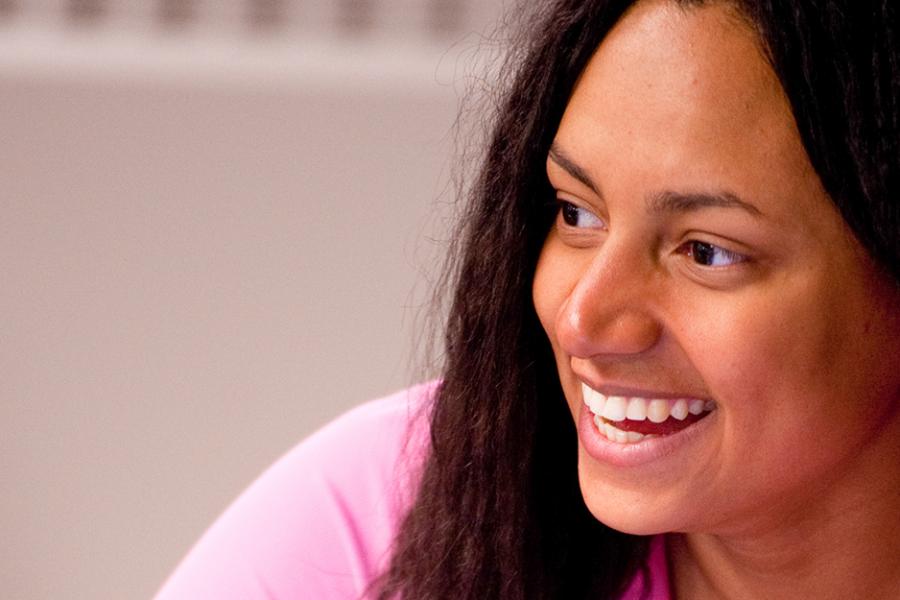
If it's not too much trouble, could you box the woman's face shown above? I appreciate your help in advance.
[533,0,900,536]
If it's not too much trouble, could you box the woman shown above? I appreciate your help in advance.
[157,0,900,598]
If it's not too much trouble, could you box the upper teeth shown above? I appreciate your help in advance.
[581,382,715,423]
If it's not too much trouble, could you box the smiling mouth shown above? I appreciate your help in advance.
[581,382,717,443]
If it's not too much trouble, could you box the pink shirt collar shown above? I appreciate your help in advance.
[618,535,671,600]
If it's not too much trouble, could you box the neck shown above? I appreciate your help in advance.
[669,426,900,600]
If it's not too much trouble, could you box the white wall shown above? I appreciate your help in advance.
[0,2,503,597]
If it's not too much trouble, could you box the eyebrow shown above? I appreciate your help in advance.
[649,190,762,217]
[548,143,600,194]
[549,142,763,218]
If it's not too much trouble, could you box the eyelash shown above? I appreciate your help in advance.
[556,200,748,268]
[557,200,605,229]
[678,240,747,267]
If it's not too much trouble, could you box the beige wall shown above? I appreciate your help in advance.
[1,7,501,596]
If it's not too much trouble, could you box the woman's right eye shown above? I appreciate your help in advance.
[559,200,604,229]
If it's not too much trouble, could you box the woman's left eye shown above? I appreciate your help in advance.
[683,240,747,267]
[559,201,604,229]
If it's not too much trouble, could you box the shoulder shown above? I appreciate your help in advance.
[299,382,434,469]
[155,383,437,600]
[276,382,435,523]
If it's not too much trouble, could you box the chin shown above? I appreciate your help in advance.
[577,474,687,536]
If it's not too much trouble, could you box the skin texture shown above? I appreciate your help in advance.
[531,1,900,598]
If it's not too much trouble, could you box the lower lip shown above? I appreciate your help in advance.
[577,403,717,468]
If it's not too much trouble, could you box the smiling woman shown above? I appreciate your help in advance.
[534,0,900,568]
[155,0,900,599]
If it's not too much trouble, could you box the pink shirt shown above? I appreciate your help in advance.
[155,384,670,599]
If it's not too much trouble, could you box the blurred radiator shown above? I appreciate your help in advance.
[0,0,501,39]
[0,0,503,89]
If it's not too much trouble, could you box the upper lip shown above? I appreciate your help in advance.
[577,377,711,401]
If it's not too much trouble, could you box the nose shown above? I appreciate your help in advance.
[555,244,663,359]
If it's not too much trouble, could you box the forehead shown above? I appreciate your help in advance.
[587,1,773,105]
[553,0,824,226]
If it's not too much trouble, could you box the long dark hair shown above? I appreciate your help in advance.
[375,0,900,598]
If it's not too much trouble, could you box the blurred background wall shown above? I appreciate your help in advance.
[0,1,504,597]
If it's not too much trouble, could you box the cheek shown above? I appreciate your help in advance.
[686,285,834,415]
[533,241,584,415]
[532,240,572,347]
[686,272,891,468]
